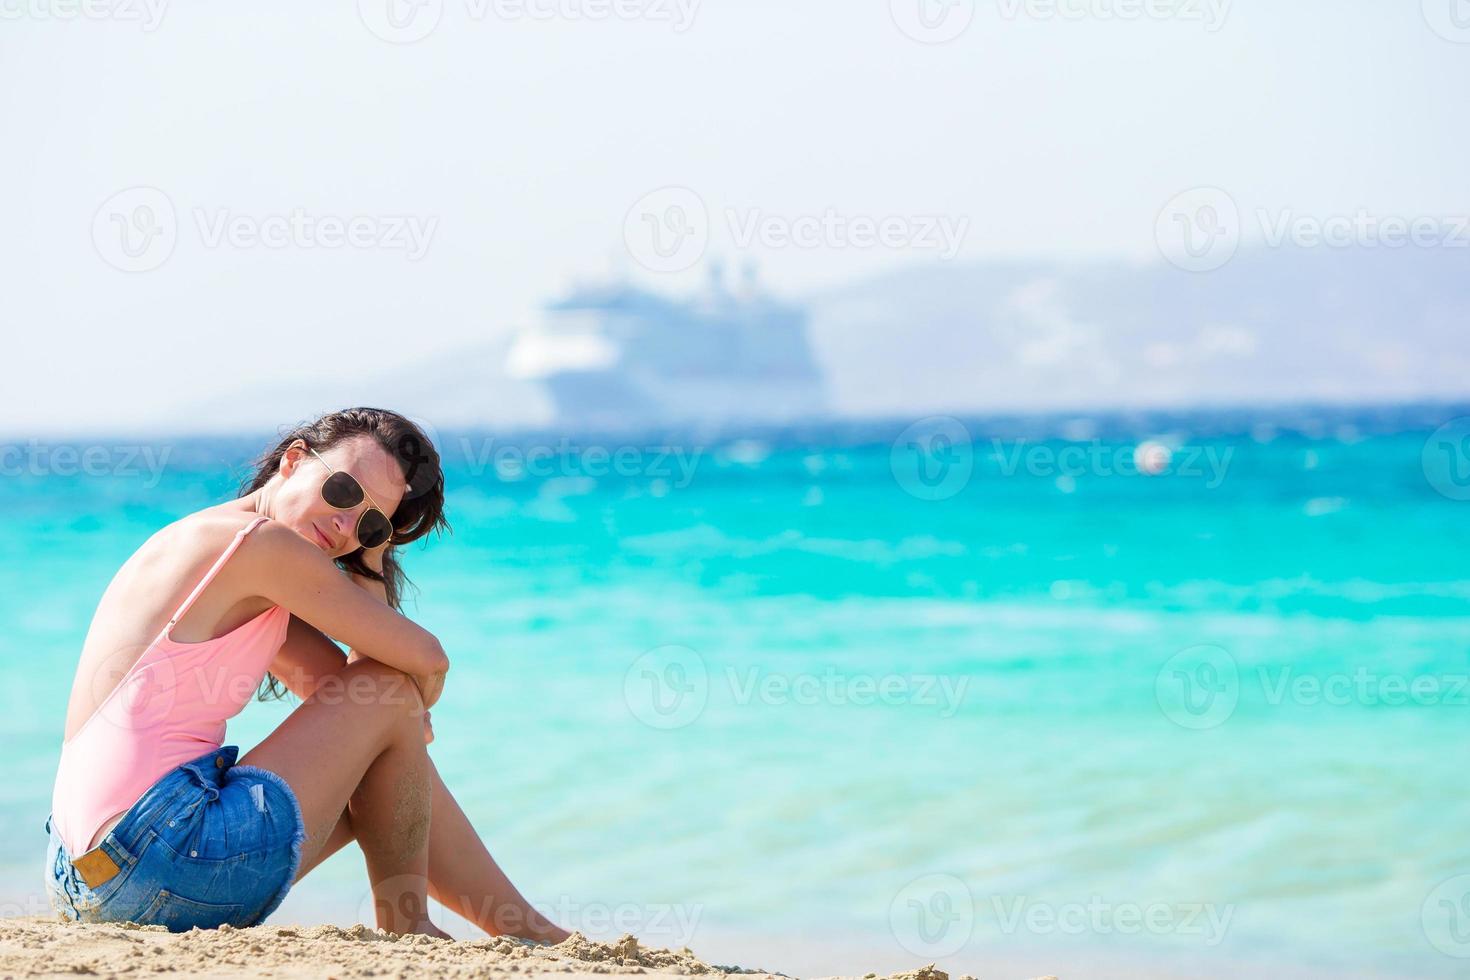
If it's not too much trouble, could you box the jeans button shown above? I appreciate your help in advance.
[190,850,198,857]
[215,757,225,769]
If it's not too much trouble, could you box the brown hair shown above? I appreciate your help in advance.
[239,407,450,697]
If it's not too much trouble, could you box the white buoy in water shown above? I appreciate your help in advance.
[1135,440,1173,476]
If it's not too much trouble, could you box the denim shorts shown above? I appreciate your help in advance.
[44,745,307,931]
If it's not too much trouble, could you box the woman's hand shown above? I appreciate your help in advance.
[411,666,447,712]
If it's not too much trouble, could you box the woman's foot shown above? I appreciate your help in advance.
[386,918,451,939]
[534,924,572,946]
[502,919,571,945]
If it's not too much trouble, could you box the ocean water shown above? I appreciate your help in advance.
[4,405,1470,979]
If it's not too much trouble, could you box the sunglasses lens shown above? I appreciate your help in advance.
[358,510,394,550]
[322,471,364,510]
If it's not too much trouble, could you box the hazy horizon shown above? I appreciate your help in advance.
[5,1,1469,435]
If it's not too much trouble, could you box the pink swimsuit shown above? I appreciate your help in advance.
[51,516,291,857]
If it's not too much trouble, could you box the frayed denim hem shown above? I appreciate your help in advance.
[229,764,307,926]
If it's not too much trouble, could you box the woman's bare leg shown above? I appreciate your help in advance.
[348,731,441,936]
[421,757,570,944]
[238,657,442,936]
[295,757,569,943]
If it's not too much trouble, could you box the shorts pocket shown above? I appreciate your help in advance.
[73,857,140,912]
[140,889,246,932]
[52,832,145,916]
[151,829,257,867]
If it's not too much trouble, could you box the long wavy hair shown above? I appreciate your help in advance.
[239,407,450,698]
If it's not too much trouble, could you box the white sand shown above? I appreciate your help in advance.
[0,917,1056,980]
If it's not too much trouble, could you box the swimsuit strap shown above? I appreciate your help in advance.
[162,515,273,633]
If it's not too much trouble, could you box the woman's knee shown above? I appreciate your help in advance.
[314,658,426,719]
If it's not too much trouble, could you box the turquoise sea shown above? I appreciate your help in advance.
[4,404,1470,979]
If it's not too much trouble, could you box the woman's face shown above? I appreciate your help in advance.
[274,435,407,558]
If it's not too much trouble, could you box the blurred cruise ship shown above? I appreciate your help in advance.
[505,266,827,430]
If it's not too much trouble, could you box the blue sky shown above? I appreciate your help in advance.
[3,1,1468,433]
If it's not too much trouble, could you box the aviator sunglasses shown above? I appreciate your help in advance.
[304,446,396,550]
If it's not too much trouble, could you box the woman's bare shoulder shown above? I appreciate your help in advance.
[85,509,274,644]
[127,507,274,574]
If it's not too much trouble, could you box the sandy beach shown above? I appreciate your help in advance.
[0,918,1047,980]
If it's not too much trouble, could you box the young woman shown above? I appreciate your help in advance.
[44,407,570,941]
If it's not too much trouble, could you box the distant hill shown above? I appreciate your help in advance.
[157,333,556,436]
[806,244,1470,418]
[156,244,1470,436]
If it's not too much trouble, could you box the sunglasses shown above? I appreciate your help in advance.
[305,446,395,550]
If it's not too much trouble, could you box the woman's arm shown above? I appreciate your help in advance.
[268,614,349,700]
[265,544,442,723]
[241,521,448,707]
[343,549,390,661]
[341,545,443,718]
